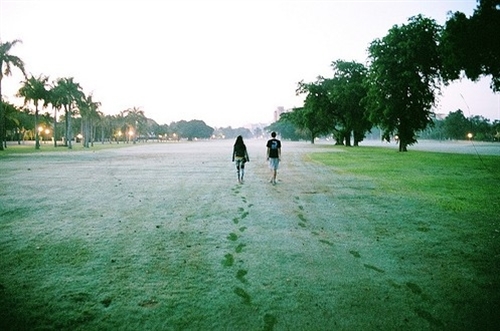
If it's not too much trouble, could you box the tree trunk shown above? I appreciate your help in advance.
[80,120,85,147]
[86,120,90,147]
[0,81,4,151]
[68,109,72,149]
[91,121,95,147]
[35,106,40,150]
[53,109,57,147]
[63,106,68,146]
[0,121,3,151]
[399,140,408,152]
[344,131,351,147]
[353,130,363,146]
[310,132,315,144]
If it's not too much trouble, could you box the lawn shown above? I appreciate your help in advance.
[1,140,499,330]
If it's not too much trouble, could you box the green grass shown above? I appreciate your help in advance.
[309,146,499,217]
[0,141,144,156]
[309,147,500,301]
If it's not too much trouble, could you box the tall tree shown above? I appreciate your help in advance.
[114,113,127,143]
[327,60,371,146]
[175,119,214,140]
[98,114,115,144]
[2,101,21,143]
[366,15,442,151]
[78,93,101,147]
[17,74,50,149]
[295,79,336,144]
[47,81,63,147]
[267,113,309,141]
[122,106,146,143]
[443,110,469,140]
[0,39,26,150]
[52,77,84,149]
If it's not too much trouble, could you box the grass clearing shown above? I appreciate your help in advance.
[1,140,499,330]
[0,141,139,156]
[309,146,499,214]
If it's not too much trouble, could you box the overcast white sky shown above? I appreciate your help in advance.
[1,0,499,128]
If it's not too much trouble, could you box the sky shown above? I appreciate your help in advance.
[1,0,499,128]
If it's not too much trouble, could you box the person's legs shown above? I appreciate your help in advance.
[236,159,242,183]
[269,158,279,184]
[269,160,274,183]
[240,161,245,182]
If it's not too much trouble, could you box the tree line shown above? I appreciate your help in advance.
[0,58,221,149]
[1,1,499,151]
[268,1,499,151]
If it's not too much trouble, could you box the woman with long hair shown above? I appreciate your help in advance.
[232,135,250,183]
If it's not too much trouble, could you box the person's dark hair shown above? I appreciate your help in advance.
[271,132,277,138]
[234,135,244,146]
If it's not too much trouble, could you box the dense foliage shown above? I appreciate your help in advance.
[366,15,442,151]
[441,0,500,91]
[421,110,500,141]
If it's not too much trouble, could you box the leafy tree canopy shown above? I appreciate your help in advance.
[294,79,337,144]
[266,113,310,141]
[327,60,371,146]
[0,39,26,150]
[213,126,253,140]
[441,0,500,91]
[366,15,442,151]
[174,119,214,141]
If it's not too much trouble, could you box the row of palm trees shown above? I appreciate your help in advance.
[0,39,149,150]
[16,74,85,149]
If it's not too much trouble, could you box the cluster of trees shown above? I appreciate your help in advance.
[268,1,499,151]
[0,41,220,150]
[212,126,256,140]
[421,110,500,141]
[2,98,218,146]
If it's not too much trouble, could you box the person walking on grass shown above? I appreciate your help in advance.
[266,131,281,185]
[232,135,250,183]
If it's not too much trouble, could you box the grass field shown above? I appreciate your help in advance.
[1,140,499,330]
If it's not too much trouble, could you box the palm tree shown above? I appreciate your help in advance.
[114,113,126,144]
[92,110,105,146]
[2,101,21,143]
[47,82,62,147]
[52,77,84,149]
[123,106,146,143]
[0,39,26,150]
[95,113,112,144]
[78,93,101,148]
[17,74,49,149]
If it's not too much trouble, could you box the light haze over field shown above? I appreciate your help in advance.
[1,0,499,127]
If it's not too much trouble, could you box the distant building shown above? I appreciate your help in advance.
[273,106,286,122]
